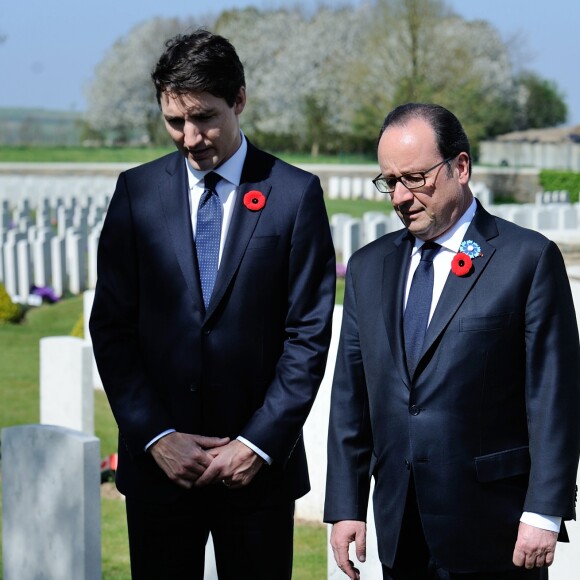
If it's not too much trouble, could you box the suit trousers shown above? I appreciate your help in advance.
[381,478,548,580]
[125,485,295,580]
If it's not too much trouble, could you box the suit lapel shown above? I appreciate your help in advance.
[383,231,415,386]
[158,153,202,302]
[420,203,499,368]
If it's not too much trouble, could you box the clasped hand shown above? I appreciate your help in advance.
[149,432,264,490]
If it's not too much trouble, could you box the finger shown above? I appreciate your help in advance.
[341,560,360,580]
[535,554,546,568]
[194,435,230,449]
[194,460,224,487]
[524,553,537,570]
[355,527,367,563]
[170,474,195,490]
[331,546,357,579]
[190,448,214,470]
[512,549,524,568]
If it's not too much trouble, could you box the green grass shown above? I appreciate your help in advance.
[0,145,176,163]
[326,197,391,219]
[0,145,374,166]
[0,296,329,578]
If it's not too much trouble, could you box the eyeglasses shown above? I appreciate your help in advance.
[372,156,456,195]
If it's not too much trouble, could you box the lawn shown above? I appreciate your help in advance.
[0,296,328,578]
[0,144,374,166]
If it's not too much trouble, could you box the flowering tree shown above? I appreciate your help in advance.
[85,17,196,144]
[84,2,566,154]
[216,6,366,155]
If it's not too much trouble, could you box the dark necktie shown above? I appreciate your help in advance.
[404,241,440,377]
[196,171,222,308]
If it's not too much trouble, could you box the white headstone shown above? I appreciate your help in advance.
[40,336,94,434]
[1,424,101,580]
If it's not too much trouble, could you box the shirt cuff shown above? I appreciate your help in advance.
[237,436,272,465]
[145,429,176,451]
[520,512,562,533]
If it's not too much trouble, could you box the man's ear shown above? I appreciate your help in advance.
[234,87,246,115]
[456,152,470,185]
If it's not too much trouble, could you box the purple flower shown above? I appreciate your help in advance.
[30,285,60,303]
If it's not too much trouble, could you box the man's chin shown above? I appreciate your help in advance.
[184,151,217,171]
[406,222,433,241]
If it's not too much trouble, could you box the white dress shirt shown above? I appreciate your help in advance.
[404,197,560,533]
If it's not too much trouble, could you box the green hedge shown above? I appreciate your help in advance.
[539,170,580,203]
[0,283,24,324]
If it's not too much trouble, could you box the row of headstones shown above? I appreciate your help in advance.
[0,173,575,299]
[536,190,571,204]
[327,176,494,206]
[0,174,117,203]
[2,173,568,207]
[332,202,580,263]
[0,191,110,301]
[328,174,575,209]
[3,287,580,579]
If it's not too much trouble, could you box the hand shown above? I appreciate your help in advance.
[149,432,229,489]
[194,439,265,488]
[512,522,558,569]
[330,520,367,580]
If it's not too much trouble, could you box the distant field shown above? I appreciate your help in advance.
[0,146,175,163]
[0,145,375,165]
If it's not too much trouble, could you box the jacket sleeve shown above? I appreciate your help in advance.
[89,173,174,455]
[324,262,374,523]
[238,175,336,465]
[523,240,580,520]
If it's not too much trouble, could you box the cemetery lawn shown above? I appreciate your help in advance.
[0,296,328,578]
[0,145,374,166]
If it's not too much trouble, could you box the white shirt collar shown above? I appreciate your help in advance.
[413,197,477,254]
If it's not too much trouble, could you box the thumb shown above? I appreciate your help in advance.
[355,525,367,563]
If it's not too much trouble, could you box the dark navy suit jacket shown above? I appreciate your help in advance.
[324,201,580,573]
[90,142,335,505]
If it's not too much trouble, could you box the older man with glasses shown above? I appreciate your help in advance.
[324,102,580,580]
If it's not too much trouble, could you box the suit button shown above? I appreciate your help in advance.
[189,383,199,392]
[404,459,411,470]
[409,404,420,416]
[203,329,211,336]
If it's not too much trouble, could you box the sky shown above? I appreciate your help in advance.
[1,0,579,125]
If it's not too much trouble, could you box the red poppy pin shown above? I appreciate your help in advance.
[451,240,483,277]
[451,252,473,276]
[243,190,266,211]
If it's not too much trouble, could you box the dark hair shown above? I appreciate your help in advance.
[151,29,245,107]
[379,103,471,177]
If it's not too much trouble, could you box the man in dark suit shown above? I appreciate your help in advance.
[324,103,580,579]
[89,29,335,580]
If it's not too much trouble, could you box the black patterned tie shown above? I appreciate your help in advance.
[196,172,222,308]
[404,241,440,377]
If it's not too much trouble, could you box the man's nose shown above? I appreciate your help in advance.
[183,121,203,148]
[390,181,415,206]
